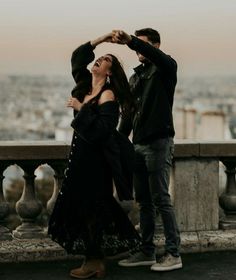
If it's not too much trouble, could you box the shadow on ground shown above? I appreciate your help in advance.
[0,251,236,280]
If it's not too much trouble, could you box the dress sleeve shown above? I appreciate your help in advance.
[71,41,95,84]
[71,101,119,144]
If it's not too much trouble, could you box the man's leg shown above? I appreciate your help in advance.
[118,146,156,267]
[146,138,180,255]
[134,146,156,257]
[146,138,182,271]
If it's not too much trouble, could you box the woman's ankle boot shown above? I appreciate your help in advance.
[70,259,105,279]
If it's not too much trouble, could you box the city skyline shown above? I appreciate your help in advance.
[0,0,236,78]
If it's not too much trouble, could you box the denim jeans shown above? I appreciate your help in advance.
[134,138,180,257]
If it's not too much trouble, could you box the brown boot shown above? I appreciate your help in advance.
[70,259,105,279]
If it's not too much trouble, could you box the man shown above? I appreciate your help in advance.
[112,28,182,271]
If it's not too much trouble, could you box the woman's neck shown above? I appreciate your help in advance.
[90,77,106,95]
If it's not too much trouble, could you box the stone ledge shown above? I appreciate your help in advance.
[0,238,82,263]
[1,230,236,263]
[154,230,236,254]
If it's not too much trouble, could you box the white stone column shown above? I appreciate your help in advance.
[184,108,197,139]
[198,111,225,140]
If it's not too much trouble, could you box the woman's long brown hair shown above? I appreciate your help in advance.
[107,54,133,117]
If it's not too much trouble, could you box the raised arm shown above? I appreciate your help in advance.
[71,33,113,83]
[71,42,94,83]
[112,30,177,76]
[129,36,177,76]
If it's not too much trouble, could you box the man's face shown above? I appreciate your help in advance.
[136,35,160,63]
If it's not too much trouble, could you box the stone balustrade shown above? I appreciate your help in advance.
[0,140,236,243]
[0,141,69,240]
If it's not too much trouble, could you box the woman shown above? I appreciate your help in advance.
[48,33,140,279]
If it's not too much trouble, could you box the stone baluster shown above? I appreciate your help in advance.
[13,162,45,238]
[0,164,12,240]
[219,158,236,229]
[47,162,66,215]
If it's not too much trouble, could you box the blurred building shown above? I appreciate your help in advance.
[174,107,231,140]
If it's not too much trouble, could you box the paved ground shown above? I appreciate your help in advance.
[0,251,236,280]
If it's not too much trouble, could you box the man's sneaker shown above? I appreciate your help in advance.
[151,253,182,272]
[118,251,156,267]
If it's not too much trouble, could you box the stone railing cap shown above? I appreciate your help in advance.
[0,141,70,160]
[1,140,236,160]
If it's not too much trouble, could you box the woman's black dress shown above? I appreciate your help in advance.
[48,42,140,257]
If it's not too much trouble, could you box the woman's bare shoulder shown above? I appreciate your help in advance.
[98,89,115,105]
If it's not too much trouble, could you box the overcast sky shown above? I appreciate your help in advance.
[0,0,236,77]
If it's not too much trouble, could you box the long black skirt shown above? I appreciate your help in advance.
[48,136,140,257]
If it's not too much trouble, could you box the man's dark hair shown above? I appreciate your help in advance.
[135,28,161,44]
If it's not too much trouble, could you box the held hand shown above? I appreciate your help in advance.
[67,97,82,111]
[112,30,131,44]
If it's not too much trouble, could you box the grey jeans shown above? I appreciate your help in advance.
[134,138,180,257]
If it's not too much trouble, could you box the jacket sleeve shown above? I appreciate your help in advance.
[127,36,177,76]
[71,41,95,83]
[71,101,119,144]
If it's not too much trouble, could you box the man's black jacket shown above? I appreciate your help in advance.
[119,36,177,144]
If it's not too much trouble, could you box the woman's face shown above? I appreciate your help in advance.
[91,55,113,77]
